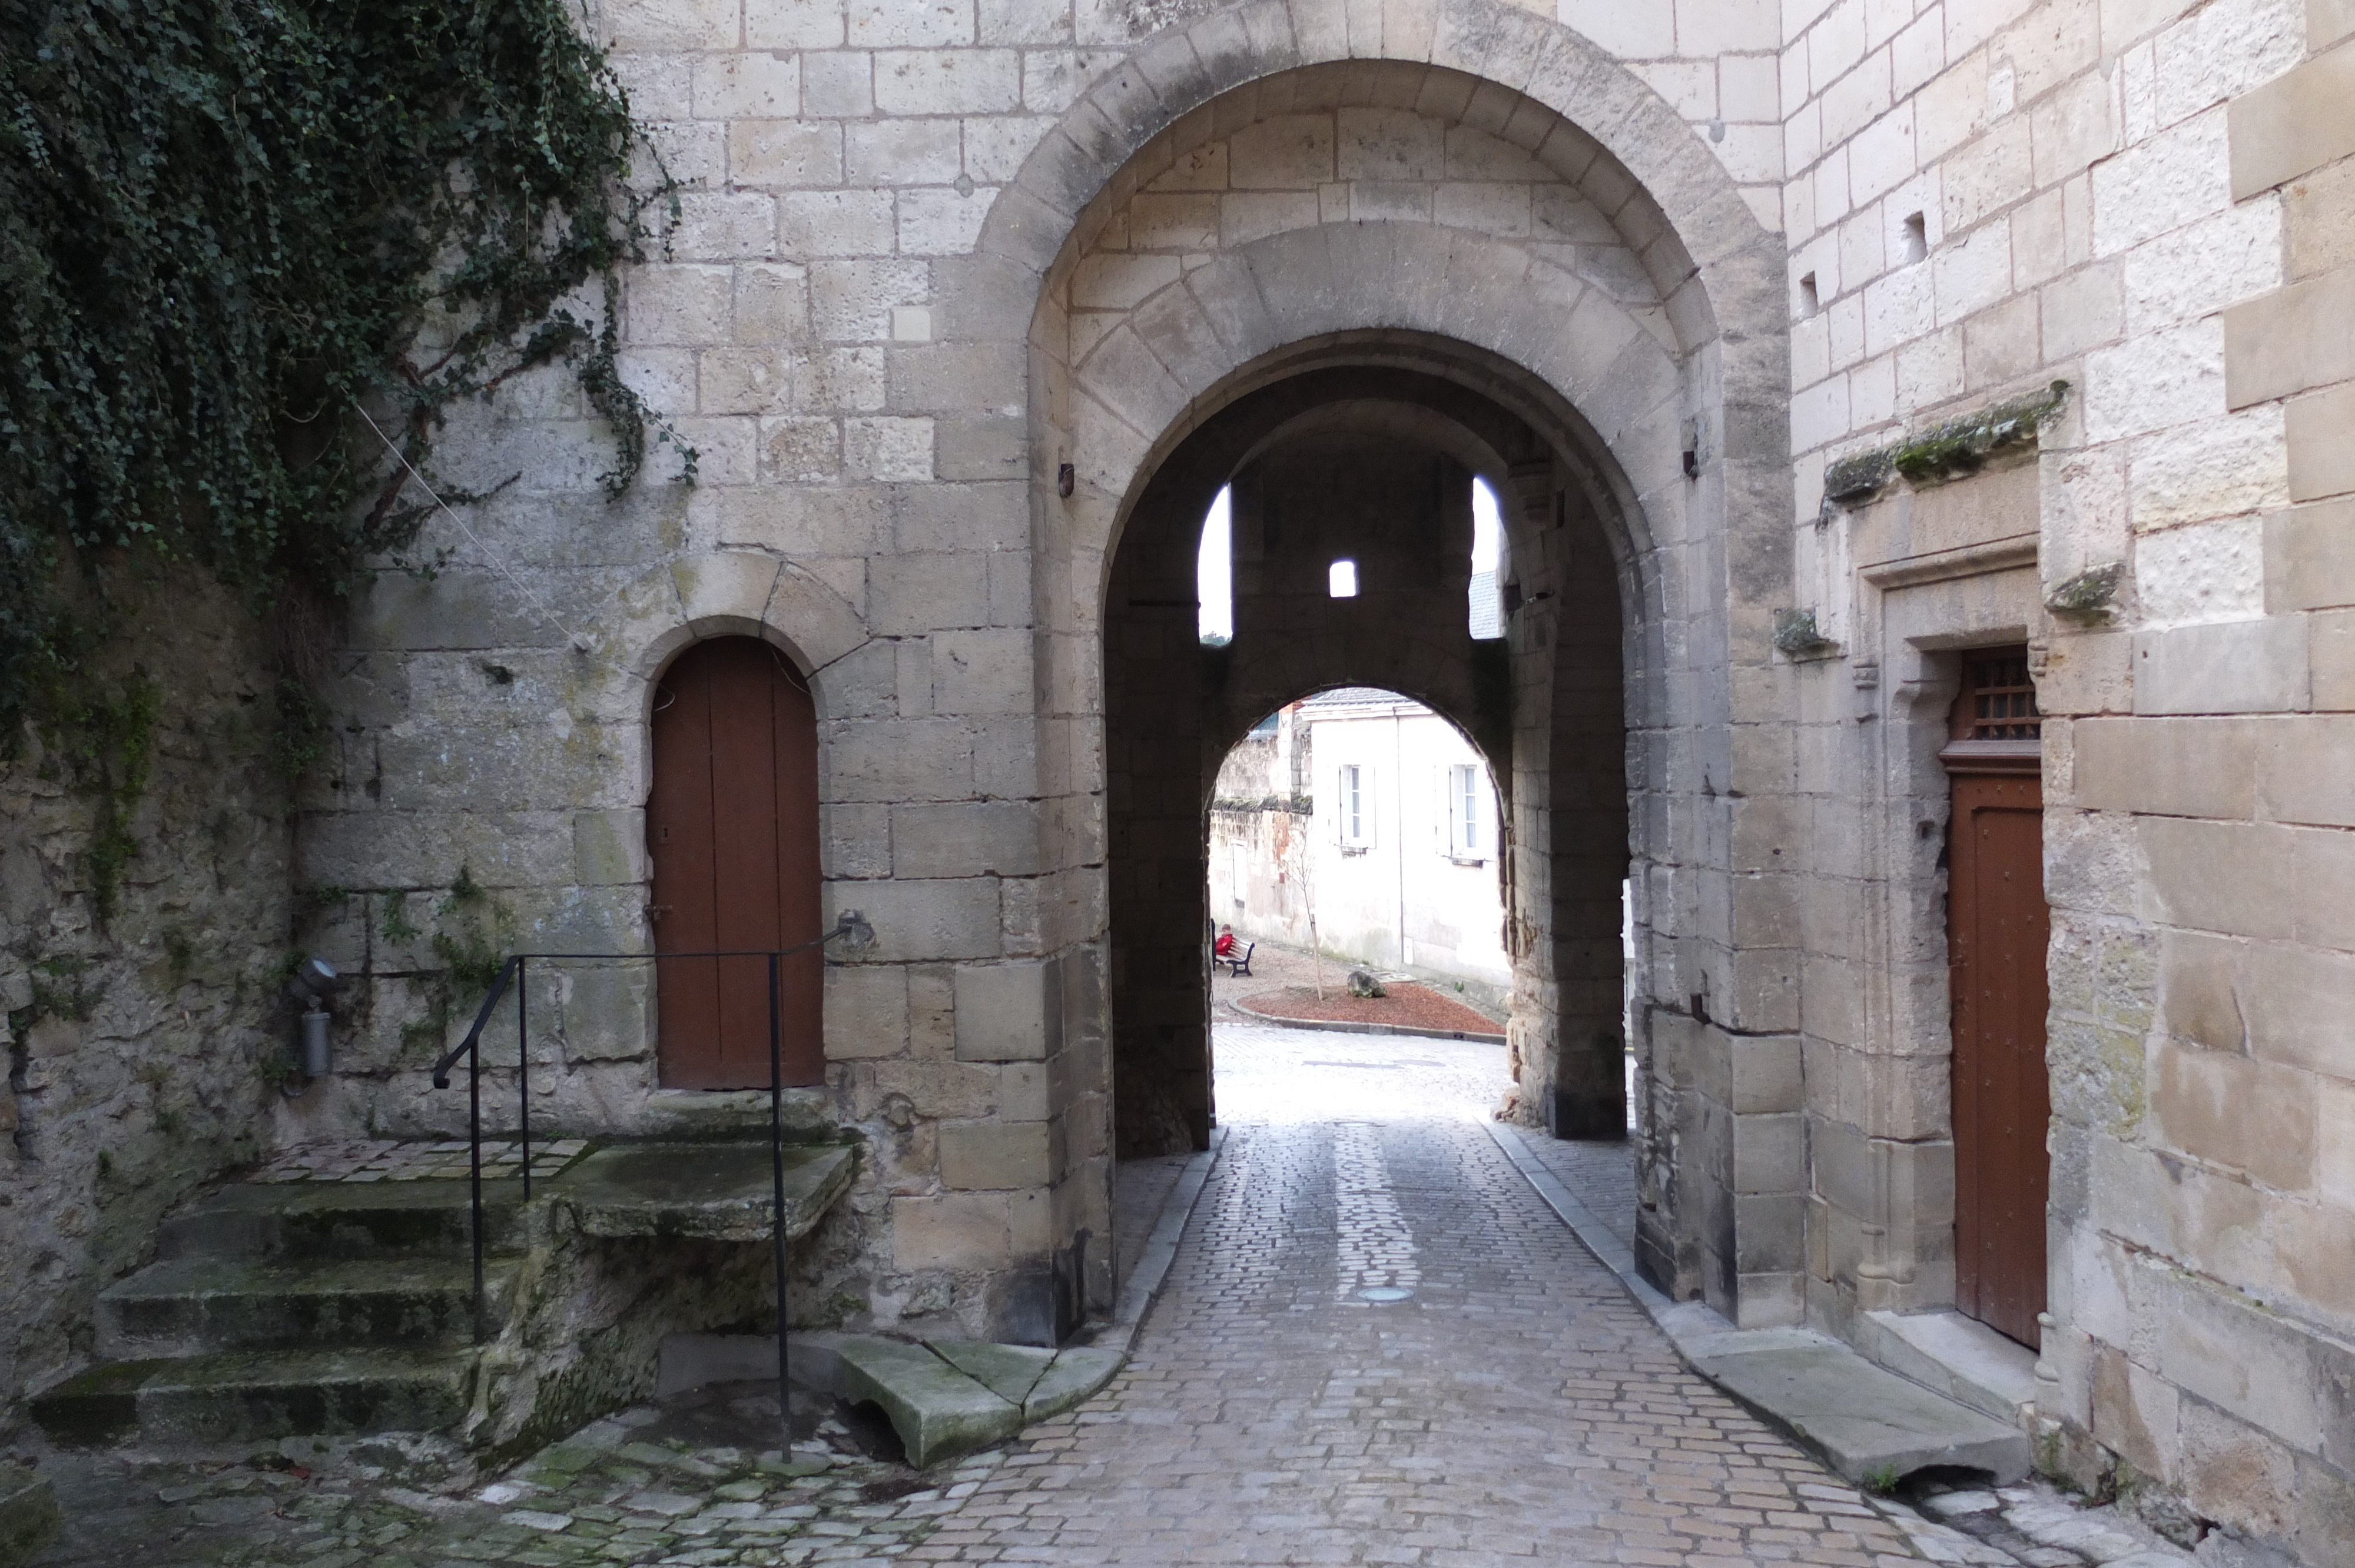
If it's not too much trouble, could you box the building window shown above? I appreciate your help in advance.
[1328,559,1358,597]
[1338,763,1371,850]
[1198,485,1232,645]
[1448,763,1484,861]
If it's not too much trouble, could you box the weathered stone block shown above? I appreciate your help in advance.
[2160,1273,2327,1451]
[2131,619,2308,716]
[2091,1346,2180,1480]
[2257,715,2355,826]
[2224,265,2355,409]
[930,629,1034,716]
[831,877,1002,963]
[573,810,650,886]
[940,1119,1050,1190]
[2288,380,2355,501]
[2266,499,2355,612]
[1728,1034,1802,1115]
[954,958,1062,1062]
[2235,936,2355,1076]
[893,801,1042,879]
[825,964,910,1061]
[891,1191,1012,1273]
[2151,1042,2316,1190]
[2230,40,2355,197]
[873,48,1021,115]
[559,964,652,1064]
[2072,717,2257,818]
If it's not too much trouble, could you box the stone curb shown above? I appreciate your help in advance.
[1228,1002,1507,1045]
[1085,1127,1226,1357]
[1483,1121,2034,1530]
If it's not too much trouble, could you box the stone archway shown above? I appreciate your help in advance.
[1104,346,1633,1158]
[961,17,1800,1320]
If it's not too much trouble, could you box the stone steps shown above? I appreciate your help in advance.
[34,1167,529,1450]
[29,1345,477,1447]
[155,1175,532,1262]
[96,1254,517,1358]
[34,1138,867,1454]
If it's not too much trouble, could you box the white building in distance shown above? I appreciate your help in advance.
[1208,689,1510,1008]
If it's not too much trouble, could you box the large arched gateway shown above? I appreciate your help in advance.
[972,46,1801,1330]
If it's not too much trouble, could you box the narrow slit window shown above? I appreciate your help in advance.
[1798,272,1819,317]
[1901,211,1928,265]
[1198,485,1232,645]
[1328,558,1358,598]
[1470,479,1504,639]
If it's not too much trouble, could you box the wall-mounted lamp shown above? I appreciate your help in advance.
[287,957,341,1082]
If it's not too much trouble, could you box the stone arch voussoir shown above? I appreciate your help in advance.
[603,554,873,744]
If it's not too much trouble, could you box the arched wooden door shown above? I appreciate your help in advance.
[648,637,824,1088]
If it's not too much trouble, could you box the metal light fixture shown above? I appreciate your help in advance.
[287,957,341,1079]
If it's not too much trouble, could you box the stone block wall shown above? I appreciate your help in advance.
[267,0,1811,1347]
[1778,0,2355,1559]
[1,579,296,1421]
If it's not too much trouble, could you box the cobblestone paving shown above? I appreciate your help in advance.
[30,1025,1939,1568]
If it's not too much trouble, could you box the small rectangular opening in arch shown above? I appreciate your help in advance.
[1328,559,1358,598]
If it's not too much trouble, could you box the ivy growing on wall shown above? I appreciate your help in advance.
[0,0,692,756]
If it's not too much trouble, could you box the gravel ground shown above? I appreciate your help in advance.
[1235,980,1504,1034]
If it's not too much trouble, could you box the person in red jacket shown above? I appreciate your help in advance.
[1213,923,1238,958]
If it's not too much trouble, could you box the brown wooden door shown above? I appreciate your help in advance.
[648,637,824,1088]
[1944,649,2051,1347]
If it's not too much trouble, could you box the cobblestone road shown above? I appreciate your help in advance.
[31,1025,1935,1568]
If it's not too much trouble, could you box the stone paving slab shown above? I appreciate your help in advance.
[1690,1343,2032,1486]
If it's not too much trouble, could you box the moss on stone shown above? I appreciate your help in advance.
[2048,561,2124,617]
[1890,380,2071,486]
[1771,608,1839,659]
[1820,381,2072,510]
[1821,449,1896,503]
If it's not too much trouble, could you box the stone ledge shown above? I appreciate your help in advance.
[559,1142,856,1243]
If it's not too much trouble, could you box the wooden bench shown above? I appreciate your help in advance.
[1213,940,1255,978]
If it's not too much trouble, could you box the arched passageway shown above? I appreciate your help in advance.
[1104,347,1632,1158]
[988,41,1799,1323]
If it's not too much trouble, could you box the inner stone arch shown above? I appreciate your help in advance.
[1104,348,1632,1159]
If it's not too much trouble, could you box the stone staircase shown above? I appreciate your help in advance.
[31,1175,527,1447]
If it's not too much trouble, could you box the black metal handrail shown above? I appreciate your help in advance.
[428,912,873,1431]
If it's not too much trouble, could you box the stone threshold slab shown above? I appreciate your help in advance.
[1484,1121,2033,1489]
[659,1129,1225,1469]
